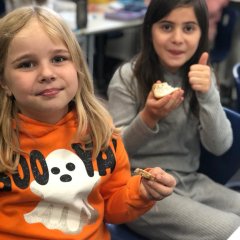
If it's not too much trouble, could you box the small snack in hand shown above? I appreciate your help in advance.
[152,82,179,98]
[134,168,156,181]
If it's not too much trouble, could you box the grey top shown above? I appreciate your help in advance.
[107,62,233,173]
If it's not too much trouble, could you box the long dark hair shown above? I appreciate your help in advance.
[133,0,209,115]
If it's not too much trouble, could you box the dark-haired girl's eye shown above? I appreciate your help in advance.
[161,23,172,32]
[184,23,198,33]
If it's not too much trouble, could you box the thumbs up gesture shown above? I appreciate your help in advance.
[188,52,211,93]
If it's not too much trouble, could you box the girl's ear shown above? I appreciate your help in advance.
[0,80,12,97]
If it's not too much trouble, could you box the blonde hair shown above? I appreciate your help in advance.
[0,6,119,173]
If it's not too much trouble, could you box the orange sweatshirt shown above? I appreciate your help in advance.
[0,110,154,240]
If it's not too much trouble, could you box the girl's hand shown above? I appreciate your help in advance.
[140,82,184,129]
[188,52,211,93]
[139,167,176,201]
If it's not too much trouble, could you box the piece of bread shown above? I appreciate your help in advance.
[134,168,156,181]
[152,82,179,98]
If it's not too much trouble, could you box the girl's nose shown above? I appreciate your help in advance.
[39,75,56,83]
[172,29,184,44]
[39,64,56,83]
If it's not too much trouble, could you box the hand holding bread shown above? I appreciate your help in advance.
[140,81,184,129]
[136,167,176,201]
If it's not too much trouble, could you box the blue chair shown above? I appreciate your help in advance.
[106,222,147,240]
[199,107,240,185]
[107,107,240,239]
[0,0,5,17]
[233,63,240,112]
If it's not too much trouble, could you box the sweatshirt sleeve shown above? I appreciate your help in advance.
[197,70,233,155]
[107,63,159,156]
[101,138,155,224]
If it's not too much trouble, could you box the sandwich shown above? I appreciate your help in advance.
[134,168,156,181]
[152,82,179,98]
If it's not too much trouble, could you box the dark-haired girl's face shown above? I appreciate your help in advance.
[151,6,201,72]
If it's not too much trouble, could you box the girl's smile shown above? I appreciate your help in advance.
[151,6,201,72]
[36,87,64,97]
[3,19,79,124]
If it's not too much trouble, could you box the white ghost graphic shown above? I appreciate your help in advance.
[24,149,100,234]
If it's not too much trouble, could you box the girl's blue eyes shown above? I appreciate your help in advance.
[52,56,67,63]
[17,56,69,69]
[18,62,34,69]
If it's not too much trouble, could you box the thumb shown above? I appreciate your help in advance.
[198,52,209,65]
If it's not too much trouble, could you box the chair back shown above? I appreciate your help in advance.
[233,63,240,112]
[0,0,5,16]
[199,108,240,184]
[107,223,148,240]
